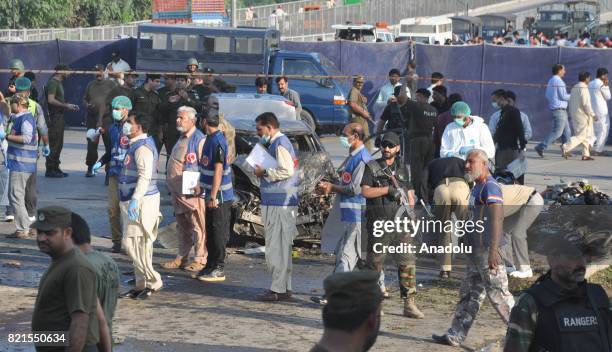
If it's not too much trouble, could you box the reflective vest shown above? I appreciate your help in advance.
[118,136,159,202]
[260,134,299,206]
[527,275,612,352]
[182,129,205,172]
[27,99,37,117]
[109,122,129,176]
[7,112,38,173]
[199,130,234,202]
[340,145,372,222]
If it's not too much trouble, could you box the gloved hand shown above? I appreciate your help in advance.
[42,145,50,157]
[92,161,102,174]
[0,130,5,140]
[113,153,126,162]
[387,185,402,201]
[128,199,139,222]
[458,145,474,155]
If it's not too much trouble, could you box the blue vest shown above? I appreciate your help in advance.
[340,146,372,222]
[108,122,129,176]
[118,136,159,202]
[180,129,205,172]
[199,130,234,202]
[260,134,299,206]
[7,112,38,173]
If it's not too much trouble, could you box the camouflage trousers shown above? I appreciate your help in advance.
[447,247,515,341]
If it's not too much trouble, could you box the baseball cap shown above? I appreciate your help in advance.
[381,132,400,146]
[31,206,72,232]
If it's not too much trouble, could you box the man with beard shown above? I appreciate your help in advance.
[310,271,383,352]
[433,149,514,347]
[504,235,612,351]
[361,132,424,319]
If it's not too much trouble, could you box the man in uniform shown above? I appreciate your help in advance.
[348,75,373,150]
[162,106,207,273]
[133,74,162,152]
[83,64,117,177]
[118,113,163,299]
[276,76,302,118]
[317,123,372,273]
[433,149,514,347]
[71,212,119,350]
[191,72,217,108]
[252,112,299,301]
[6,58,25,98]
[202,67,235,93]
[360,132,424,319]
[194,111,234,282]
[31,206,104,351]
[14,77,51,223]
[404,88,438,199]
[159,75,199,158]
[186,57,199,75]
[92,96,132,253]
[421,156,470,279]
[504,235,612,351]
[310,271,383,352]
[6,94,38,238]
[45,64,79,178]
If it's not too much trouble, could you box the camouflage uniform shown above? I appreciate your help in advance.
[503,291,538,351]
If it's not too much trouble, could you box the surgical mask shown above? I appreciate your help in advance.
[122,122,132,136]
[112,110,123,121]
[491,102,500,110]
[454,118,465,127]
[260,135,270,145]
[339,136,351,148]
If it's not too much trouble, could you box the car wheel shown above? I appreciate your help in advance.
[300,110,316,132]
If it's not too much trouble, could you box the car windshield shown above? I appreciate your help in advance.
[318,54,341,77]
[539,11,567,22]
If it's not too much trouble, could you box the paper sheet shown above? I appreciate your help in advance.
[182,171,200,195]
[245,143,278,170]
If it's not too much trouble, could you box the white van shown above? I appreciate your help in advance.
[396,16,453,44]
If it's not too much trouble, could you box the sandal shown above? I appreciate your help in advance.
[160,258,187,270]
[183,262,205,272]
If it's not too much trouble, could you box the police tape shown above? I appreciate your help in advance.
[0,68,587,89]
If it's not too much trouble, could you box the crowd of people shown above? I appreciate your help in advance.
[1,53,610,351]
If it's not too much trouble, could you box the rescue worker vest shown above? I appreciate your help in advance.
[183,129,205,173]
[260,134,299,206]
[526,275,612,352]
[7,112,38,173]
[27,99,37,117]
[340,146,372,222]
[108,122,129,177]
[199,130,234,202]
[118,136,159,202]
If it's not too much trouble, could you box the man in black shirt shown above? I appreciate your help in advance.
[431,85,450,114]
[404,88,438,199]
[361,132,424,319]
[494,91,526,171]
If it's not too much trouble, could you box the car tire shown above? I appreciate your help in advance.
[300,110,316,132]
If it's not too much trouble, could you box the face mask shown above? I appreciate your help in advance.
[339,136,351,148]
[454,118,465,127]
[112,110,123,121]
[260,135,270,145]
[491,102,500,110]
[122,122,132,136]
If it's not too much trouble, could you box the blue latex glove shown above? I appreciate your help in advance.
[445,152,456,158]
[0,130,5,140]
[458,145,474,155]
[128,199,139,221]
[42,145,50,157]
[92,161,102,174]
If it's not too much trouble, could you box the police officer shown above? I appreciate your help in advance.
[133,74,162,152]
[191,72,218,108]
[159,75,199,158]
[92,96,132,253]
[505,235,612,352]
[6,58,25,98]
[186,57,199,75]
[360,132,424,319]
[202,67,235,93]
[194,110,234,282]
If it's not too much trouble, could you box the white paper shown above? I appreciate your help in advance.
[245,143,278,170]
[182,171,200,195]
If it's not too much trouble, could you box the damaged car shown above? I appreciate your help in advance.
[228,117,336,243]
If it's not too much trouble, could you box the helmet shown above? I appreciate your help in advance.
[9,58,25,71]
[186,58,199,67]
[111,95,132,110]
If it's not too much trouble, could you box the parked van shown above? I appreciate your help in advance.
[397,16,452,44]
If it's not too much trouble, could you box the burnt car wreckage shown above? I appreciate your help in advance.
[229,117,337,243]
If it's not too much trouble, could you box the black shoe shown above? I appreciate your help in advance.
[45,170,64,178]
[310,295,327,305]
[534,146,544,158]
[197,267,225,282]
[136,288,155,300]
[111,243,122,253]
[59,169,69,177]
[120,289,143,299]
[192,266,213,279]
[85,166,95,177]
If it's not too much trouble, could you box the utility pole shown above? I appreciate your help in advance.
[232,0,237,27]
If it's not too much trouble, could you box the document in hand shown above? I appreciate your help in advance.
[182,170,201,195]
[245,143,278,170]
